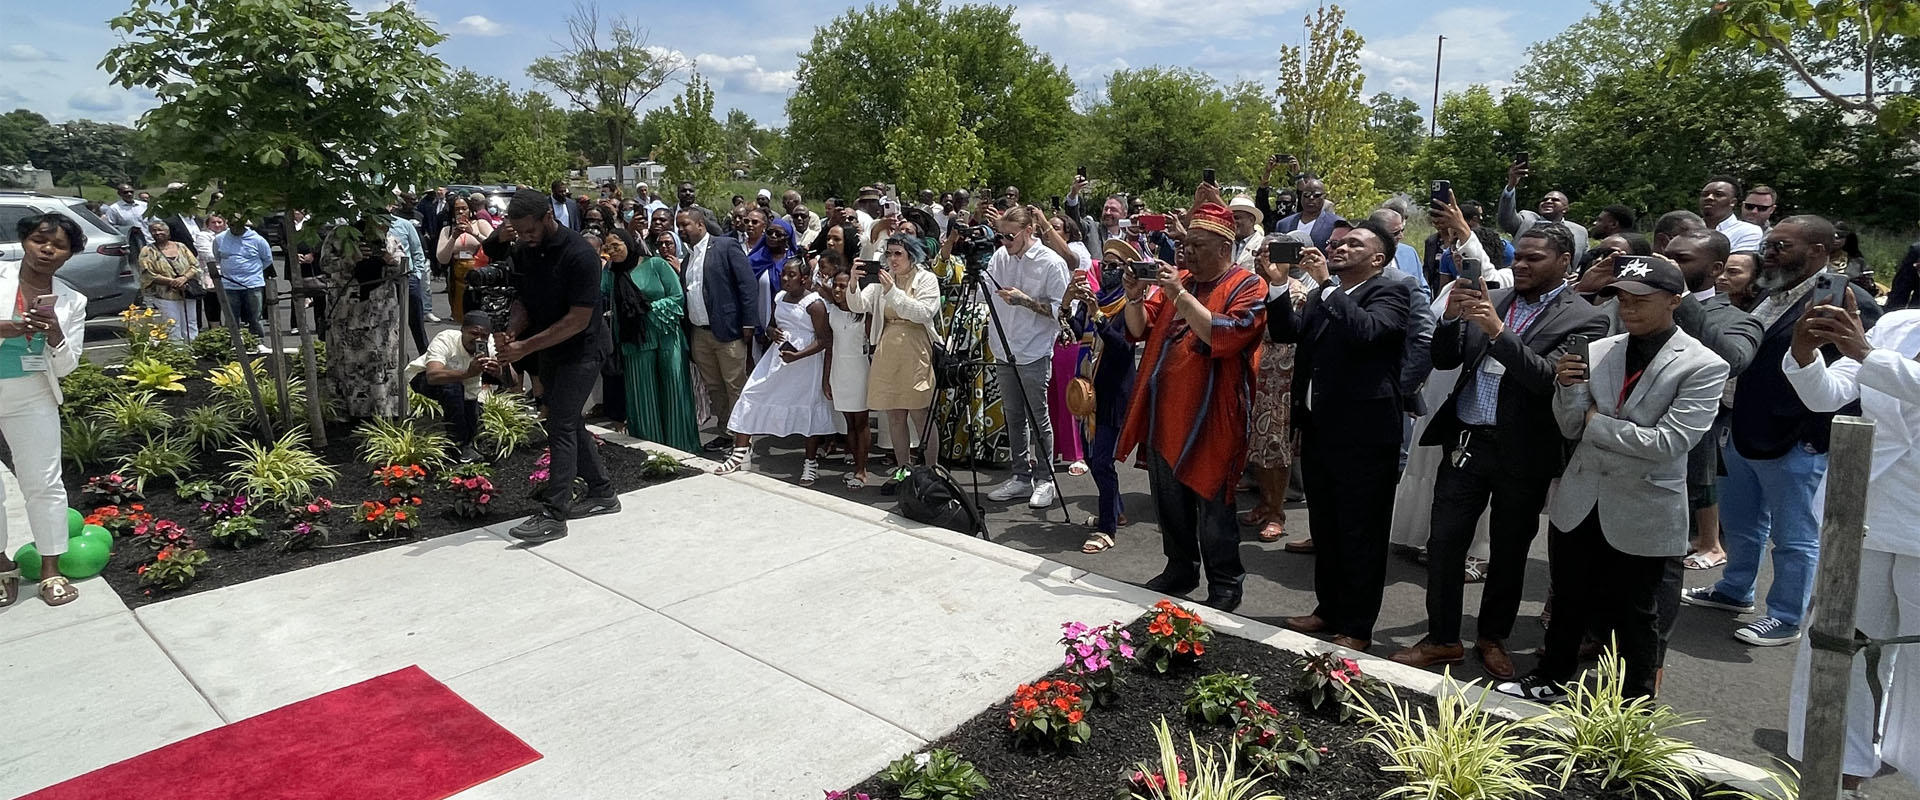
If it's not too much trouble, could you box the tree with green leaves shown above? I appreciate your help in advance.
[883,66,986,197]
[0,110,50,170]
[1075,68,1247,194]
[1274,4,1381,215]
[784,0,1073,197]
[1668,0,1920,143]
[1415,86,1510,209]
[655,73,727,201]
[527,1,687,187]
[103,0,456,435]
[1516,0,1711,115]
[1366,93,1425,196]
[439,69,570,185]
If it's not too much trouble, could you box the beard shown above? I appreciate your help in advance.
[1754,256,1805,292]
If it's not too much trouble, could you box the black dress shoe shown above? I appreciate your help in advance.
[1143,573,1199,596]
[702,436,733,452]
[1200,590,1242,614]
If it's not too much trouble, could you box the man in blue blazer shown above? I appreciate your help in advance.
[677,208,761,451]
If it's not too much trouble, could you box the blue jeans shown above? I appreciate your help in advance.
[1714,440,1828,626]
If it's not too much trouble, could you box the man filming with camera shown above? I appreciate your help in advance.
[981,206,1072,509]
[1118,186,1269,612]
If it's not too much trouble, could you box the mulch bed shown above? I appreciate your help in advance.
[839,616,1715,800]
[6,359,687,608]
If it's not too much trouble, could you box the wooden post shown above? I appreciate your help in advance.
[1799,415,1875,800]
[295,297,326,446]
[394,277,407,418]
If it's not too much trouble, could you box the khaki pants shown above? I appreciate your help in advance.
[690,327,750,433]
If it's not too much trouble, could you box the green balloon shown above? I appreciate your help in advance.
[81,523,114,544]
[57,535,111,580]
[76,528,114,555]
[67,509,84,537]
[13,543,41,581]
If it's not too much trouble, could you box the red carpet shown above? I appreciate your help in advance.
[23,666,540,800]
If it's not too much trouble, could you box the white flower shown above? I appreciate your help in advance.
[913,752,931,770]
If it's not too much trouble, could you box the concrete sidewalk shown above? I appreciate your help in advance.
[0,451,1783,798]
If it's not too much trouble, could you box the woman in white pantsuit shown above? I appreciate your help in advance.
[0,213,90,607]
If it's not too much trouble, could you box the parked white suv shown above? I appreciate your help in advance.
[0,191,140,318]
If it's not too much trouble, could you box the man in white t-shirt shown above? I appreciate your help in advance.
[982,206,1072,509]
[1700,176,1765,253]
[405,312,500,460]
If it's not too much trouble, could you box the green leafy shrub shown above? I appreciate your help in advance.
[1231,699,1321,777]
[224,429,338,510]
[408,389,443,420]
[1350,681,1551,800]
[93,391,174,440]
[1528,647,1701,799]
[190,326,259,361]
[59,359,126,419]
[117,435,197,493]
[1184,673,1261,725]
[118,357,188,393]
[879,749,989,800]
[640,449,684,479]
[354,416,452,469]
[208,360,306,422]
[477,392,542,458]
[208,514,269,548]
[138,546,209,590]
[181,405,243,452]
[61,417,124,471]
[176,478,222,506]
[280,339,327,377]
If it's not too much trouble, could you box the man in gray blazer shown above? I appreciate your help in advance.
[1497,255,1728,702]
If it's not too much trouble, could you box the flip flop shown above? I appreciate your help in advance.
[1067,460,1089,477]
[845,474,868,490]
[1684,552,1727,570]
[1258,521,1285,543]
[1081,532,1115,554]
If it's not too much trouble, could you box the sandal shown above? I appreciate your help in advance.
[846,473,868,489]
[798,458,819,487]
[1240,505,1270,526]
[1257,521,1285,543]
[714,447,750,475]
[1683,551,1727,570]
[1464,557,1489,584]
[1067,460,1089,477]
[0,566,19,608]
[1082,532,1115,554]
[39,575,77,607]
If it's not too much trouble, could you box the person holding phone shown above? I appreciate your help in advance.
[980,206,1072,510]
[1119,191,1269,612]
[847,235,943,489]
[0,214,90,608]
[1070,239,1144,554]
[1243,232,1313,545]
[1498,156,1590,258]
[1390,225,1609,679]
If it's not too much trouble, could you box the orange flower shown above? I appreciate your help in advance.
[1148,618,1174,637]
[1067,710,1084,724]
[1175,641,1190,654]
[1019,698,1040,713]
[1192,641,1205,656]
[1053,697,1072,711]
[1008,716,1019,730]
[394,512,408,522]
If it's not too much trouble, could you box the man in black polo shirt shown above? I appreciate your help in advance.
[483,189,619,542]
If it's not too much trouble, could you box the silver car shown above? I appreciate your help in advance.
[0,191,139,319]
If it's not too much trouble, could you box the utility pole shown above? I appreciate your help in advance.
[1430,35,1445,140]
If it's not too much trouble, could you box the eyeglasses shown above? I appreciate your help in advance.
[1743,203,1774,212]
[1762,239,1793,252]
[1300,192,1326,199]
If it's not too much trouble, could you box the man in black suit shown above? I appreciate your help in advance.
[1390,224,1609,678]
[1270,219,1413,653]
[416,187,453,278]
[1887,231,1920,309]
[549,180,582,231]
[1663,230,1761,566]
[677,208,761,451]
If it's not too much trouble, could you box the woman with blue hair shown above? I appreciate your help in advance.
[849,233,943,489]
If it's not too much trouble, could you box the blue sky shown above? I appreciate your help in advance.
[0,0,1596,128]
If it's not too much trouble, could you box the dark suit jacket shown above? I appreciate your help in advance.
[693,235,760,343]
[1680,292,1762,379]
[1731,273,1884,459]
[415,194,454,252]
[1421,285,1610,476]
[550,196,583,231]
[1268,272,1413,446]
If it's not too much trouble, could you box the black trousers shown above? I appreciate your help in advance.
[409,373,478,446]
[538,351,612,516]
[1145,452,1244,594]
[1539,511,1666,698]
[1302,429,1400,641]
[1425,428,1552,644]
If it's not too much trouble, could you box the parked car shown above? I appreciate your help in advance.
[0,191,139,319]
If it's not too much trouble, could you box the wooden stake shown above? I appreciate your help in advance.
[1800,415,1875,800]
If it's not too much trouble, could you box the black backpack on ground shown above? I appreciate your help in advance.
[896,464,985,539]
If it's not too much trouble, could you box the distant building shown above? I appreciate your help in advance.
[584,162,666,188]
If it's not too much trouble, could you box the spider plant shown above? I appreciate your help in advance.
[1349,679,1552,800]
[61,417,124,471]
[93,391,174,440]
[181,405,243,452]
[209,360,305,421]
[1527,646,1703,799]
[223,428,338,510]
[1129,717,1281,800]
[354,416,452,469]
[117,435,198,494]
[407,389,444,420]
[477,392,542,458]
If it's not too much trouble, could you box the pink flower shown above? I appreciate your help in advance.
[478,494,491,503]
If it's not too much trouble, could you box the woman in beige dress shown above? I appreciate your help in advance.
[847,234,942,488]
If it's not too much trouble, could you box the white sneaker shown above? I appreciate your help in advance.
[427,313,444,323]
[987,476,1033,501]
[251,344,272,355]
[1028,480,1056,509]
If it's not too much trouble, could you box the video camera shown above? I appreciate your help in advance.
[950,223,1000,277]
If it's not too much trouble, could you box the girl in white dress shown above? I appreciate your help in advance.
[823,257,874,488]
[716,259,838,484]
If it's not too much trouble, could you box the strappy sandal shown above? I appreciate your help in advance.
[1258,521,1285,543]
[1082,532,1115,554]
[1683,551,1726,570]
[714,447,750,475]
[1240,505,1270,526]
[845,473,868,489]
[39,575,78,607]
[798,459,820,487]
[0,566,20,608]
[1464,557,1490,584]
[1067,460,1089,477]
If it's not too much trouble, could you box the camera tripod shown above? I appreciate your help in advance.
[922,257,1076,535]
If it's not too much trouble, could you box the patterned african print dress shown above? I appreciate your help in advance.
[319,224,408,419]
[931,256,1010,466]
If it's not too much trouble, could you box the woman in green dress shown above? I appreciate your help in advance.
[604,229,700,452]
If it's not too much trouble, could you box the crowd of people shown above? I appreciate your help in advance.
[6,154,1916,792]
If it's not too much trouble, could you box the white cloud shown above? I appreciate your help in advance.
[68,87,124,113]
[689,52,798,96]
[2,44,61,62]
[452,15,505,36]
[1360,7,1523,102]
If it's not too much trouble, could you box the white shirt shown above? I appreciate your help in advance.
[1693,285,1717,301]
[1782,310,1920,556]
[405,329,485,397]
[103,200,150,232]
[1717,215,1765,253]
[685,235,711,327]
[983,240,1070,364]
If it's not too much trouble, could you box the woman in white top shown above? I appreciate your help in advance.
[436,201,493,320]
[848,235,943,487]
[0,214,91,608]
[714,259,838,484]
[822,255,874,487]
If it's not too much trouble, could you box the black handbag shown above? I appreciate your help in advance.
[897,463,985,538]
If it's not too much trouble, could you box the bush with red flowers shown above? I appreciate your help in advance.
[1298,652,1381,722]
[1139,599,1212,674]
[128,517,192,553]
[374,464,429,495]
[1007,679,1092,749]
[86,503,153,537]
[281,497,336,551]
[137,546,209,590]
[1230,697,1324,777]
[447,468,496,520]
[358,496,422,539]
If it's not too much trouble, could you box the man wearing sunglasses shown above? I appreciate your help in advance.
[1699,176,1765,253]
[1498,158,1590,258]
[1740,185,1778,231]
[1273,175,1338,251]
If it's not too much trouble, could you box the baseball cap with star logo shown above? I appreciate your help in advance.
[1602,254,1687,297]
